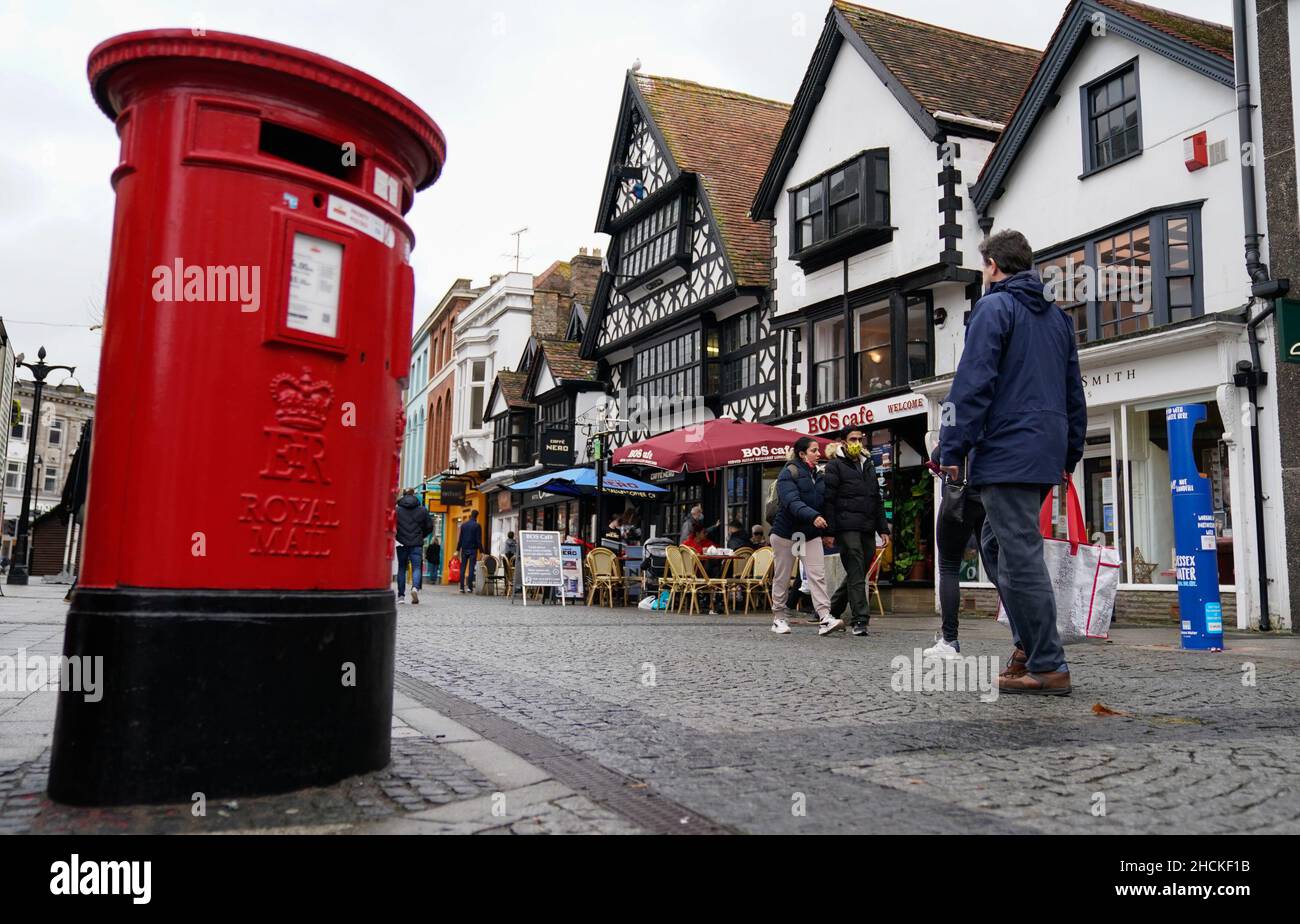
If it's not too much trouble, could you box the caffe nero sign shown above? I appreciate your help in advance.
[539,429,574,467]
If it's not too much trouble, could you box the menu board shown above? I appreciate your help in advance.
[560,544,585,600]
[286,233,342,338]
[519,530,563,588]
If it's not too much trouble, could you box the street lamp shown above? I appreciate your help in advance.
[8,347,75,585]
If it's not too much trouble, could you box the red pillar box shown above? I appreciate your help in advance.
[48,30,445,805]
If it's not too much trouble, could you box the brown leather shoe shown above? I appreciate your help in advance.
[997,670,1072,695]
[1000,647,1028,678]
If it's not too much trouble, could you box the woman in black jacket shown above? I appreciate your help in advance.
[769,436,843,637]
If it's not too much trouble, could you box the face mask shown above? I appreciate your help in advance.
[845,442,862,459]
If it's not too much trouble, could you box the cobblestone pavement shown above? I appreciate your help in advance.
[5,581,1298,834]
[393,587,1300,835]
[0,584,638,835]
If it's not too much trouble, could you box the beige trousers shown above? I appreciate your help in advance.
[769,533,831,619]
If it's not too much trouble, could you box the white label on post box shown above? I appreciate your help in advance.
[326,194,395,248]
[286,233,343,338]
[373,166,401,208]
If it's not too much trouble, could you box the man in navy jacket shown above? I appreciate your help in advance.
[456,510,484,594]
[939,229,1087,695]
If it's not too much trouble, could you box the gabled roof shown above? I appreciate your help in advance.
[834,1,1040,126]
[753,1,1040,218]
[631,74,790,288]
[539,340,598,383]
[971,0,1235,215]
[493,370,533,410]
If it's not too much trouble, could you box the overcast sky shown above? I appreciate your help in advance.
[0,0,1229,388]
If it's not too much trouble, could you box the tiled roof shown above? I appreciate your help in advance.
[494,370,533,410]
[634,73,790,287]
[1094,0,1232,61]
[533,260,572,289]
[540,340,598,382]
[832,0,1041,126]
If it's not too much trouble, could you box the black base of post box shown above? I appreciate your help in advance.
[47,587,396,806]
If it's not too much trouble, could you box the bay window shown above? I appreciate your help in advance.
[789,149,890,267]
[1036,206,1201,344]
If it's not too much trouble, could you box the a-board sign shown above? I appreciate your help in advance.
[561,543,585,600]
[519,530,563,588]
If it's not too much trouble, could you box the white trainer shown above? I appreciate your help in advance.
[923,635,962,660]
[411,588,420,604]
[771,616,792,634]
[818,616,846,636]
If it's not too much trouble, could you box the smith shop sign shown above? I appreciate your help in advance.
[539,430,575,467]
[1281,298,1300,364]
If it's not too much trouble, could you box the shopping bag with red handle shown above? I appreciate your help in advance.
[997,476,1122,642]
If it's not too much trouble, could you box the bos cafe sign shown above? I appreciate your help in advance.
[787,394,929,436]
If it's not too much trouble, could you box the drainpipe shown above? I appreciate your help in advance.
[1231,0,1289,631]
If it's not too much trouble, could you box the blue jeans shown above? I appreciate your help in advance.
[979,484,1068,674]
[396,544,423,597]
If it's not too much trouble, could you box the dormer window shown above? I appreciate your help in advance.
[789,149,890,270]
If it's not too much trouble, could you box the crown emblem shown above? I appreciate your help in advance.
[270,367,334,431]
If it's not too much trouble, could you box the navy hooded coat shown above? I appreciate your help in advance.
[938,270,1087,486]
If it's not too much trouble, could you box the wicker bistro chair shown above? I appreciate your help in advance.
[726,548,753,611]
[676,546,730,615]
[662,546,690,612]
[731,546,775,614]
[481,555,505,596]
[585,547,623,608]
[865,545,886,619]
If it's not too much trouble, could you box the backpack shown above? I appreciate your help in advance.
[764,463,801,522]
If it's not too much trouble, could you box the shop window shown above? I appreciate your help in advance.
[726,467,750,534]
[662,482,703,540]
[904,295,932,382]
[855,302,891,395]
[813,316,845,405]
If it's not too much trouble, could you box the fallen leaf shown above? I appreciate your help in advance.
[1091,702,1130,717]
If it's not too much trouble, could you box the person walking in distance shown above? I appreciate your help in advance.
[426,534,442,585]
[456,510,484,594]
[395,488,433,604]
[823,429,890,637]
[769,437,843,637]
[939,229,1087,694]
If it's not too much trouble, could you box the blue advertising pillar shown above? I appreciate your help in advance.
[1166,404,1224,650]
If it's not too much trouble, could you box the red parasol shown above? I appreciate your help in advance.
[611,417,831,473]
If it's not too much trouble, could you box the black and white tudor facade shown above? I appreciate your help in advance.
[582,71,791,535]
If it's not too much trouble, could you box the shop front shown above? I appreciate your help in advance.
[424,472,487,584]
[914,315,1280,628]
[778,392,933,588]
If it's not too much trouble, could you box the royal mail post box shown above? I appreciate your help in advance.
[49,29,446,805]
